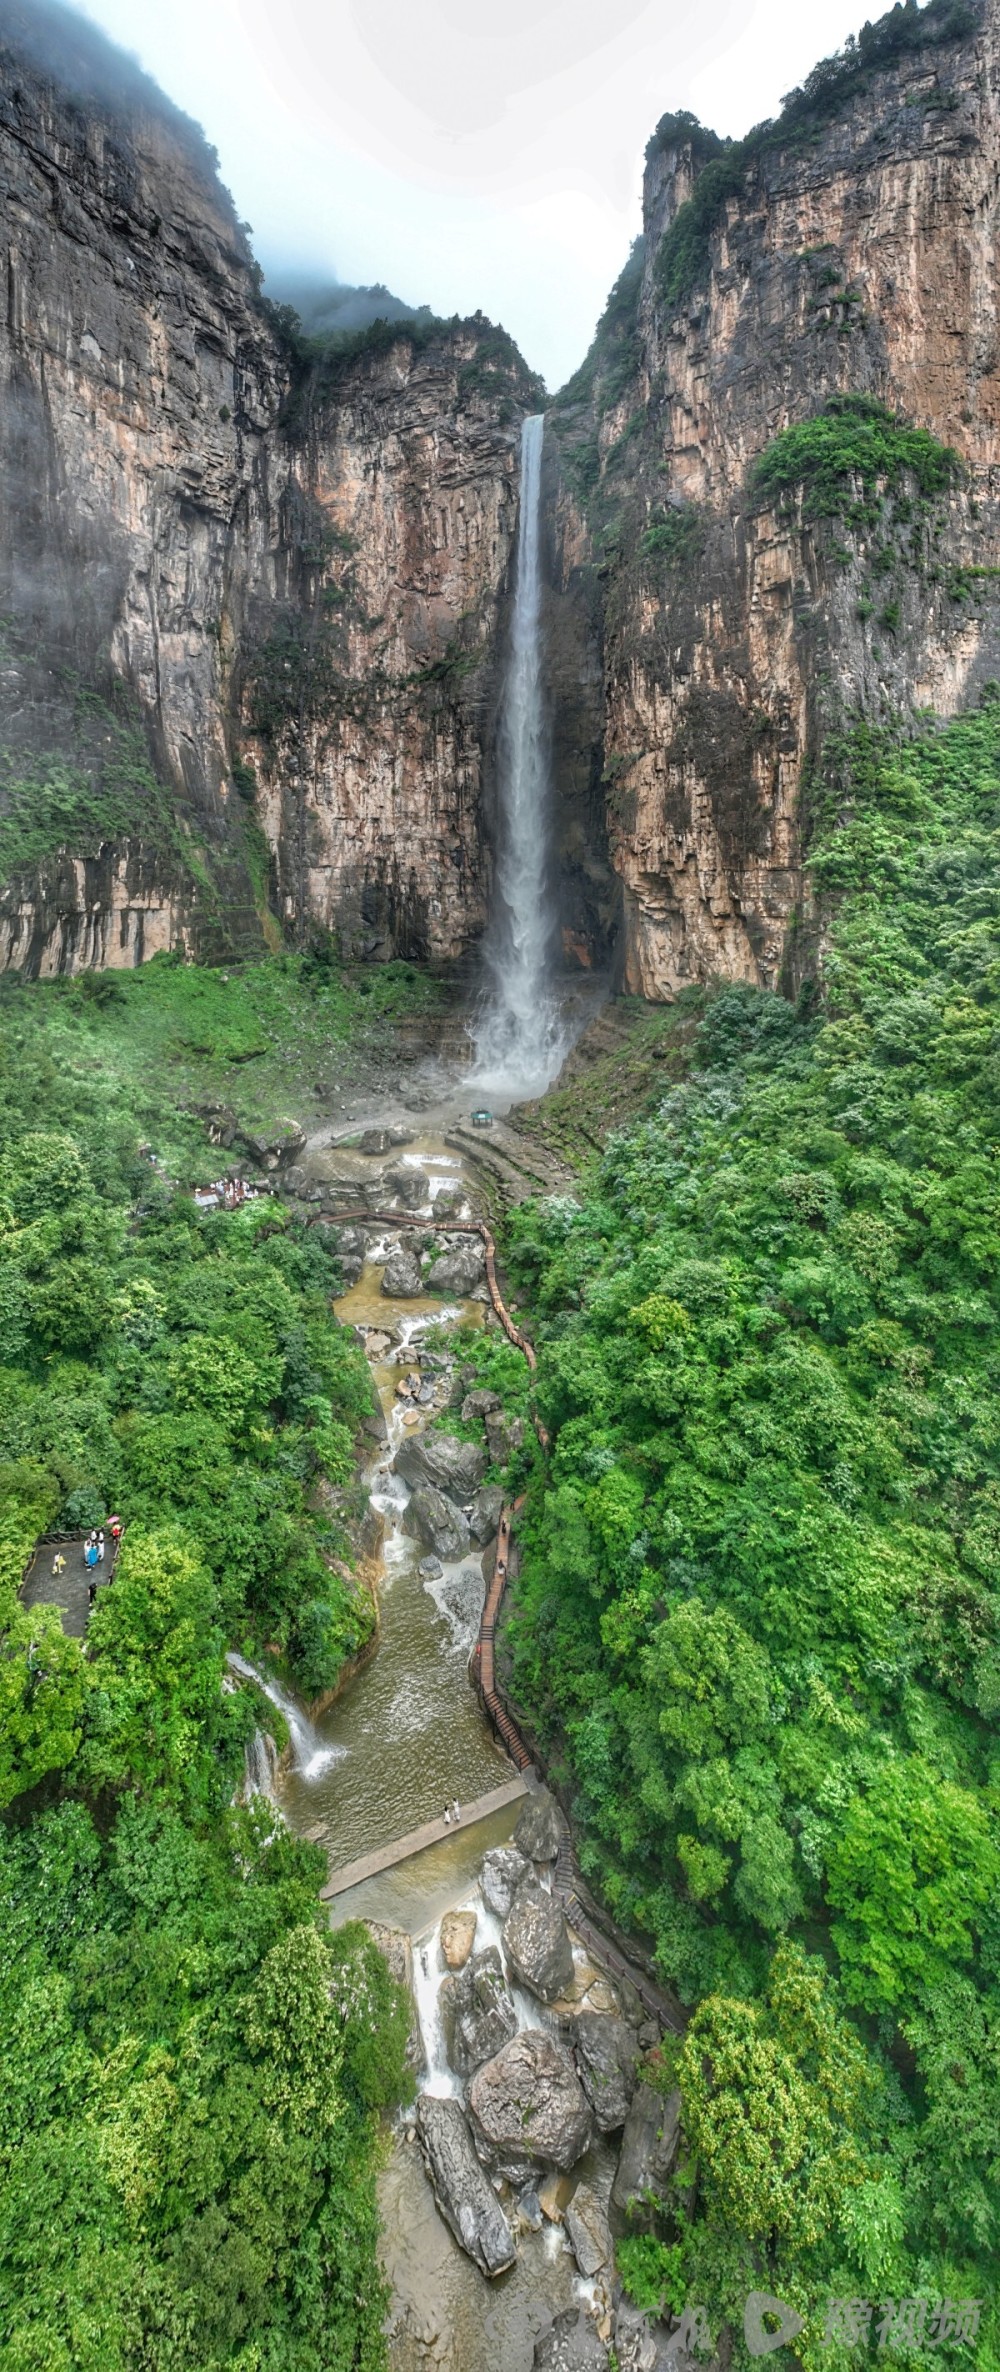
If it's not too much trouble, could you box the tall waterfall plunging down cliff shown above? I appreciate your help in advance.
[470,414,568,1101]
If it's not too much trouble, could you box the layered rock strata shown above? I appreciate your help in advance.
[549,0,1000,999]
[0,0,541,971]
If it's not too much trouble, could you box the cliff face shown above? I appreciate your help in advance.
[0,0,540,973]
[551,0,1000,999]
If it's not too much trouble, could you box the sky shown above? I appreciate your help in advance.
[76,0,875,390]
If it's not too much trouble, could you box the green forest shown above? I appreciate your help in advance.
[0,962,413,2369]
[503,695,1000,2359]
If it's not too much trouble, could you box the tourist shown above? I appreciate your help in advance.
[51,1551,65,1577]
[87,1576,97,1608]
[109,1516,122,1544]
[452,1800,460,1824]
[442,1804,451,1825]
[98,1531,105,1562]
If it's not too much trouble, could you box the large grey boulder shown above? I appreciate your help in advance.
[569,2011,639,2133]
[480,1844,530,1919]
[402,1486,470,1562]
[609,2081,682,2236]
[503,1879,575,2004]
[563,2182,614,2278]
[486,1408,526,1465]
[514,1788,564,1864]
[469,1483,505,1544]
[468,2029,592,2184]
[415,2093,517,2277]
[533,2309,610,2371]
[394,1431,486,1502]
[462,1388,502,1423]
[385,1164,427,1207]
[380,1246,424,1297]
[440,1946,518,2076]
[359,1126,414,1154]
[426,1240,487,1296]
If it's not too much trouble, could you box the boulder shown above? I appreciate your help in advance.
[610,2081,682,2237]
[359,1126,414,1155]
[533,2310,610,2372]
[479,1844,530,1920]
[503,1879,574,2004]
[385,1164,427,1207]
[241,1120,306,1168]
[426,1240,487,1296]
[469,1484,506,1545]
[613,2305,675,2372]
[564,2183,614,2278]
[439,1909,477,1970]
[440,1945,518,2076]
[380,1246,424,1298]
[462,1388,502,1423]
[569,2011,639,2133]
[514,1788,563,1864]
[394,1431,486,1502]
[414,2094,516,2277]
[486,1408,526,1465]
[402,1486,471,1562]
[468,2029,592,2184]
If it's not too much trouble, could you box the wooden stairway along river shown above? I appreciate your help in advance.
[310,1203,682,2032]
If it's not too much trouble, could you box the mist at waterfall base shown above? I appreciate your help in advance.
[470,415,572,1105]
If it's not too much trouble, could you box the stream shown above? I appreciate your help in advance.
[237,1124,617,2372]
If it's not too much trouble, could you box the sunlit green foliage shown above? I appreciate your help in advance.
[507,692,1000,2332]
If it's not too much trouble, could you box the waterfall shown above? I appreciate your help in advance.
[244,1725,278,1801]
[471,413,568,1101]
[227,1651,345,1783]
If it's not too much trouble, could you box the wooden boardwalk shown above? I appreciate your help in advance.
[320,1776,529,1900]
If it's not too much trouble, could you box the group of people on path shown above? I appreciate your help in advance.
[442,1799,462,1826]
[81,1518,122,1606]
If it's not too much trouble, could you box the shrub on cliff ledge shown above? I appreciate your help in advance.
[750,393,961,527]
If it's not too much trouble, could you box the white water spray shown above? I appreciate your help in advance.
[471,414,568,1101]
[227,1651,345,1783]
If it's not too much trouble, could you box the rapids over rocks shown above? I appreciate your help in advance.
[230,1121,647,2372]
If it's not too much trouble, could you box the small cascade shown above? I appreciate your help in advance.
[471,413,569,1101]
[244,1725,278,1801]
[227,1651,346,1783]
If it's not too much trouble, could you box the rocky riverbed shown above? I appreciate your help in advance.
[229,1119,686,2372]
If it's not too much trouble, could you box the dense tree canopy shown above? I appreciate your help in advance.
[0,988,408,2367]
[506,697,1000,2352]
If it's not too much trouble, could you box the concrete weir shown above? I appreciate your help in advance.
[320,1777,529,1899]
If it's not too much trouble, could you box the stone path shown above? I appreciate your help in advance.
[320,1776,530,1899]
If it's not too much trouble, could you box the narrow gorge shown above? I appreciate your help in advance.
[4,1,1000,2369]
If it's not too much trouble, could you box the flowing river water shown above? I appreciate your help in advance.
[238,1128,615,2372]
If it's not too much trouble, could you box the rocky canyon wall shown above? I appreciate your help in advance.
[0,0,549,974]
[549,0,1000,999]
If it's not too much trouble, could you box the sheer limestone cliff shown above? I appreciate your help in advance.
[0,0,542,973]
[549,0,1000,999]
